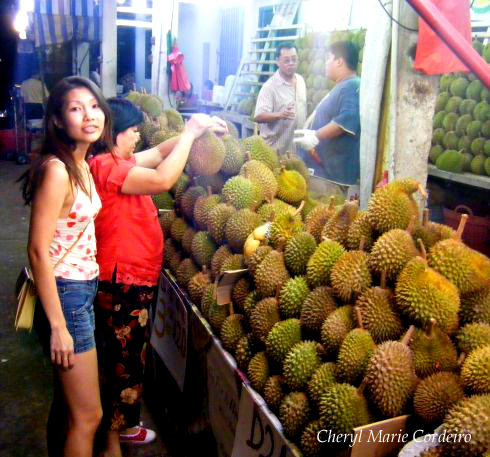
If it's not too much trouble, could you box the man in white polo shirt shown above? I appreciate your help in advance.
[253,43,307,155]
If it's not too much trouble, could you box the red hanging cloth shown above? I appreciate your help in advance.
[167,46,191,93]
[414,0,471,75]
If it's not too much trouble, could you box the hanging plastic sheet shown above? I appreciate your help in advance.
[414,0,471,75]
[167,45,191,93]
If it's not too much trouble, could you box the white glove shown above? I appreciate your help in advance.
[293,129,319,151]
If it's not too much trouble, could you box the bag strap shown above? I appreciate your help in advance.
[53,222,91,269]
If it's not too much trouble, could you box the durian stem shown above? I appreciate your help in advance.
[359,235,366,252]
[380,270,387,289]
[228,302,234,316]
[401,325,415,346]
[406,215,417,235]
[422,208,429,227]
[253,123,258,136]
[417,238,427,260]
[455,213,468,240]
[358,378,367,395]
[275,285,281,301]
[355,306,364,329]
[207,186,212,196]
[417,183,428,199]
[328,195,336,211]
[293,200,305,217]
[426,318,436,338]
[458,352,466,366]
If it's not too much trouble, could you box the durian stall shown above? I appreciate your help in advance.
[123,2,490,457]
[140,120,490,457]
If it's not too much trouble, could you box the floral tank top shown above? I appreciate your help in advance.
[48,158,102,280]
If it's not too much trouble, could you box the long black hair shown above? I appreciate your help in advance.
[19,76,113,205]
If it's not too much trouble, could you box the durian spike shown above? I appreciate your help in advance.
[406,215,417,235]
[401,325,415,346]
[422,208,430,227]
[293,200,305,217]
[355,306,364,329]
[458,352,466,366]
[417,183,428,199]
[417,238,427,260]
[359,235,366,252]
[454,213,468,241]
[380,269,387,289]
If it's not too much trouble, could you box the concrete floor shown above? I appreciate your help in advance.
[0,160,174,457]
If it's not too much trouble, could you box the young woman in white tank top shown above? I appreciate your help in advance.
[19,76,113,457]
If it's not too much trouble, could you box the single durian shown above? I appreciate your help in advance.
[279,392,310,439]
[428,215,490,295]
[210,245,233,279]
[220,134,245,176]
[307,362,337,405]
[187,269,211,305]
[456,322,490,353]
[266,318,302,363]
[461,345,490,394]
[241,135,280,170]
[318,383,371,434]
[320,305,356,357]
[413,371,464,426]
[395,247,460,335]
[232,277,253,314]
[247,351,270,393]
[300,287,337,336]
[225,209,263,253]
[180,186,207,221]
[408,323,459,378]
[321,200,359,247]
[263,375,285,412]
[441,394,490,457]
[365,331,418,417]
[306,239,346,288]
[220,314,246,354]
[367,178,424,233]
[283,341,321,390]
[207,204,236,245]
[188,131,225,176]
[250,297,281,343]
[279,276,310,319]
[235,333,256,371]
[240,159,278,201]
[175,258,198,289]
[346,210,375,252]
[222,175,263,210]
[305,197,337,243]
[193,194,221,230]
[276,169,307,205]
[284,232,317,276]
[460,286,490,325]
[254,250,290,299]
[181,226,197,255]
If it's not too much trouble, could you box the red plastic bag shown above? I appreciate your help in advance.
[414,0,471,75]
[167,46,191,93]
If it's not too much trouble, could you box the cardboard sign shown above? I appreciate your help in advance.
[215,269,248,305]
[150,272,188,391]
[232,384,299,457]
[207,337,241,457]
[350,415,411,457]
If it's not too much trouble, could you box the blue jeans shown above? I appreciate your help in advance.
[56,277,98,354]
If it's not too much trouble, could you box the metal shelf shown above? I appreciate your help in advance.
[428,164,490,190]
[251,36,299,43]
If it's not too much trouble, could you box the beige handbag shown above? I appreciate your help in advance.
[15,223,90,332]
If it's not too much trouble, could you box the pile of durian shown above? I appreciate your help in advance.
[125,90,187,151]
[154,129,490,457]
[429,39,490,176]
[296,29,365,115]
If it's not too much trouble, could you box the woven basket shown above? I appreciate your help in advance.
[443,205,490,256]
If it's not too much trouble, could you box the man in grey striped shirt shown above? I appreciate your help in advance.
[254,43,307,155]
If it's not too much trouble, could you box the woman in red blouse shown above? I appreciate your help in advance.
[90,98,226,456]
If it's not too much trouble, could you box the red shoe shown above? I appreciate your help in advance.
[120,426,156,445]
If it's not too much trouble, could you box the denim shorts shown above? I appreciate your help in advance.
[56,277,98,354]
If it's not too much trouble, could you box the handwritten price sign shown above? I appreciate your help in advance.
[232,384,299,457]
[150,272,188,391]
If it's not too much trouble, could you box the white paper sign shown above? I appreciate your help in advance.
[207,338,240,457]
[150,272,188,391]
[232,384,299,457]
